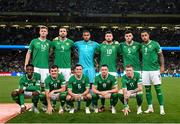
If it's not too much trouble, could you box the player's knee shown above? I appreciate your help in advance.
[66,95,71,101]
[19,89,24,94]
[11,91,19,97]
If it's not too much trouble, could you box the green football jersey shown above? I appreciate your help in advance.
[28,38,51,68]
[141,40,161,71]
[94,74,118,91]
[52,38,74,68]
[121,72,142,90]
[19,72,41,92]
[68,74,90,94]
[119,41,141,71]
[96,41,120,72]
[45,73,66,92]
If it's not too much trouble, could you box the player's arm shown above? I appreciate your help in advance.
[44,79,54,114]
[82,77,90,96]
[92,85,102,95]
[158,52,165,73]
[18,77,25,93]
[67,79,77,97]
[106,77,118,94]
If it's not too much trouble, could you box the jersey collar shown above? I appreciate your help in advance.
[59,37,67,42]
[26,73,34,80]
[75,74,83,80]
[100,73,109,80]
[125,40,134,46]
[144,40,152,45]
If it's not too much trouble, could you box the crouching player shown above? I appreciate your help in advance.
[66,64,92,114]
[119,65,143,115]
[44,65,67,114]
[92,65,118,114]
[11,64,40,113]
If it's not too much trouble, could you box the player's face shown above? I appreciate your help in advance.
[105,33,113,42]
[125,33,133,43]
[83,32,90,41]
[50,68,58,79]
[59,28,67,38]
[101,66,108,77]
[26,66,34,77]
[39,28,48,37]
[125,67,134,77]
[141,32,150,42]
[75,66,83,76]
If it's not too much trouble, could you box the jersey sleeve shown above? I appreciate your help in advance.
[155,42,162,53]
[93,76,98,88]
[85,76,90,89]
[35,73,41,87]
[45,78,50,91]
[121,76,127,89]
[137,73,142,84]
[28,40,34,53]
[67,77,73,90]
[60,74,66,86]
[19,77,25,89]
[112,76,118,87]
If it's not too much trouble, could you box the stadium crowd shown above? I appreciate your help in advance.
[0,0,179,14]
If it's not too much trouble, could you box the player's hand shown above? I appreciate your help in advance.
[19,89,24,94]
[125,91,131,99]
[49,91,55,97]
[160,66,164,74]
[46,105,54,115]
[123,107,129,116]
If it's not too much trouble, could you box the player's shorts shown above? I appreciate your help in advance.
[142,71,161,86]
[109,72,118,77]
[34,67,49,83]
[58,68,71,82]
[24,91,33,98]
[83,67,96,83]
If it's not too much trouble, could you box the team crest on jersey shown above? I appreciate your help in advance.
[41,44,47,51]
[149,45,152,48]
[57,80,60,83]
[32,79,36,82]
[99,81,102,84]
[133,46,136,49]
[73,82,76,84]
[107,80,110,83]
[82,80,85,84]
[103,83,106,88]
[46,43,49,46]
[66,43,69,46]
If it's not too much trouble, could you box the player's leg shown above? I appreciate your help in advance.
[142,71,154,113]
[136,92,143,114]
[58,92,68,114]
[110,93,118,114]
[39,92,47,112]
[151,71,165,115]
[83,93,92,114]
[18,89,26,113]
[31,91,40,113]
[92,94,99,113]
[66,94,75,113]
[118,89,124,104]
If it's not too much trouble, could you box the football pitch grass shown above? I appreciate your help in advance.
[0,76,180,123]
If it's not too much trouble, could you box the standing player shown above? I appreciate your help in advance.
[74,30,99,109]
[66,64,92,114]
[51,27,74,82]
[119,30,141,73]
[24,26,51,84]
[74,30,99,85]
[44,65,67,114]
[11,64,40,113]
[96,31,120,112]
[141,30,165,115]
[119,65,143,115]
[92,65,119,114]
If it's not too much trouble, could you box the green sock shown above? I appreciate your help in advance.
[19,93,25,106]
[86,99,91,107]
[155,84,164,105]
[92,94,98,107]
[136,93,143,106]
[60,93,67,107]
[101,98,105,106]
[39,93,47,106]
[32,95,39,107]
[145,86,152,105]
[110,93,118,106]
[118,93,124,104]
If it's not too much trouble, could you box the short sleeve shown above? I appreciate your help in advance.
[19,77,24,89]
[60,74,66,86]
[45,78,50,91]
[85,76,90,89]
[112,76,118,87]
[155,42,162,53]
[68,77,73,90]
[121,76,127,89]
[137,73,142,84]
[93,76,98,88]
[28,40,34,53]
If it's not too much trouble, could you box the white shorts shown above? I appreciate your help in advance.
[142,71,161,86]
[34,67,49,83]
[58,68,71,82]
[24,91,33,98]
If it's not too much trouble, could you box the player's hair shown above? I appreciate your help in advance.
[59,26,68,32]
[83,30,90,34]
[105,30,113,35]
[50,65,59,70]
[74,64,83,69]
[26,64,34,68]
[125,30,133,35]
[141,30,150,35]
[101,64,109,68]
[39,25,48,31]
[126,64,134,69]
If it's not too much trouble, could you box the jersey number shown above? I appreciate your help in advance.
[107,49,112,55]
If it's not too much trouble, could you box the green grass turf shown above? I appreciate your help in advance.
[0,76,180,123]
